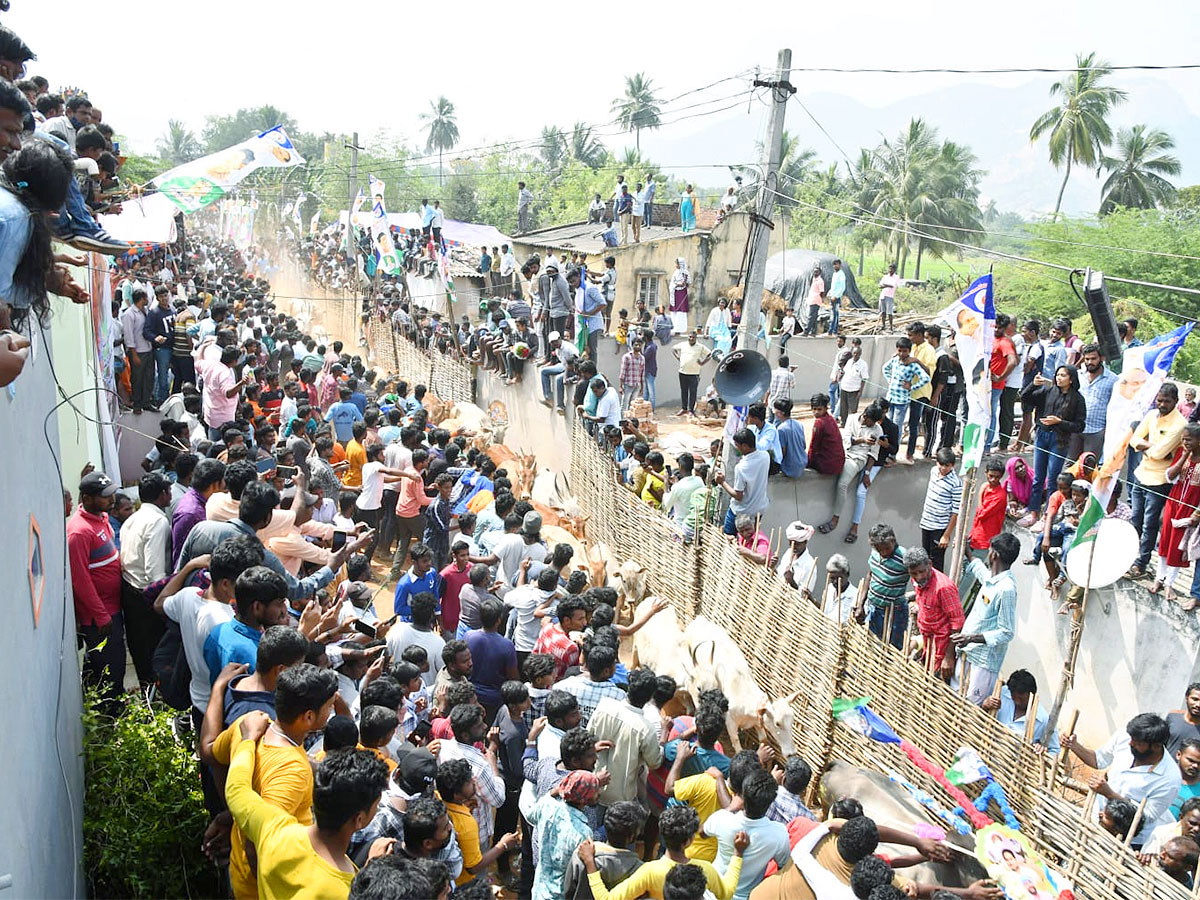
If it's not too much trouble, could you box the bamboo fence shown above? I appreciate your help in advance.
[366,320,474,404]
[567,419,1193,900]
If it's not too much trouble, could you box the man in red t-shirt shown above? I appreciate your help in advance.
[969,457,1007,559]
[67,471,126,704]
[906,547,965,681]
[806,394,846,476]
[988,314,1019,451]
[440,541,472,636]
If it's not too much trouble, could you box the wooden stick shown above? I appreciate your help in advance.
[959,659,972,699]
[1046,709,1079,788]
[988,677,1004,717]
[1023,693,1040,743]
[1124,797,1148,850]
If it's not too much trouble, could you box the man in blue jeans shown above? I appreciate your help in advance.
[1128,384,1186,578]
[538,331,578,413]
[853,523,910,649]
[827,258,846,335]
[144,285,176,406]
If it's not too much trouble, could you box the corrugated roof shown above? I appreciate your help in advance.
[513,220,706,255]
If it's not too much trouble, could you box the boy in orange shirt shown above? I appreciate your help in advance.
[358,705,399,772]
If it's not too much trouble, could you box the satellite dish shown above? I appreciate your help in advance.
[1064,518,1139,589]
[714,349,771,406]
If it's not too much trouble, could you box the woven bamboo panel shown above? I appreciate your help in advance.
[695,525,844,769]
[429,351,474,404]
[568,424,700,616]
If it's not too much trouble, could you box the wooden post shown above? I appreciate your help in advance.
[988,678,1004,716]
[1044,532,1100,742]
[948,467,977,585]
[1046,709,1079,791]
[1023,693,1040,743]
[1124,797,1148,850]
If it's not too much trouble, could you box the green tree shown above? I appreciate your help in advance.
[1029,51,1127,219]
[1099,125,1180,215]
[862,119,984,278]
[539,125,566,173]
[155,119,201,165]
[421,96,459,185]
[570,122,606,169]
[202,105,299,151]
[610,73,662,152]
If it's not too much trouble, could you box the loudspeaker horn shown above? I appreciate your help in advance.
[714,349,772,406]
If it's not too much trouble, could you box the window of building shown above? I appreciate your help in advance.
[637,274,661,306]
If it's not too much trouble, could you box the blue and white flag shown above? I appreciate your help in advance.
[937,274,994,468]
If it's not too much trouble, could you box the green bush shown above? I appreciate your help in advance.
[82,690,221,899]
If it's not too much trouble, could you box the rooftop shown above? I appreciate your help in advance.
[513,219,709,255]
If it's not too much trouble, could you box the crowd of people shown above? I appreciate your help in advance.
[6,16,1200,896]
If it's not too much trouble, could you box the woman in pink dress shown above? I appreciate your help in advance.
[668,257,690,333]
[1155,423,1200,606]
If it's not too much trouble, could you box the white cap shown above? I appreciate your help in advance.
[549,331,561,342]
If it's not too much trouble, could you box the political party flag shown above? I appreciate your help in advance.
[291,192,306,233]
[367,176,403,276]
[575,322,589,355]
[1072,321,1194,550]
[937,274,994,468]
[154,126,304,214]
[832,696,901,744]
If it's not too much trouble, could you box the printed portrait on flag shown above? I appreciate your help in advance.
[938,274,994,467]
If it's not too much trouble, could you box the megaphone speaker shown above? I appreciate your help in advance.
[714,349,772,406]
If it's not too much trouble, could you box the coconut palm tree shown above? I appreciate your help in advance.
[1099,125,1181,215]
[539,126,566,172]
[863,119,984,278]
[570,122,606,169]
[420,96,459,185]
[156,119,202,165]
[610,73,662,152]
[1029,52,1127,219]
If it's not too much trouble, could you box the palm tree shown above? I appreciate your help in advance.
[420,96,459,185]
[1099,125,1181,215]
[862,119,984,278]
[156,119,202,165]
[1029,52,1127,219]
[610,73,662,152]
[570,122,605,169]
[539,126,566,172]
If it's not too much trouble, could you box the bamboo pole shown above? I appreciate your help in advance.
[1046,709,1079,790]
[988,677,1004,716]
[1045,531,1100,741]
[1023,693,1040,743]
[1124,797,1148,850]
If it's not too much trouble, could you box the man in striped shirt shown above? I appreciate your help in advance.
[438,703,507,848]
[918,448,962,572]
[618,339,646,412]
[853,523,909,649]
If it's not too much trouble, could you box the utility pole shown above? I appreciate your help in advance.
[736,49,794,352]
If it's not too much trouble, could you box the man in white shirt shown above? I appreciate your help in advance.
[828,258,846,335]
[119,473,174,686]
[589,669,666,806]
[704,768,791,900]
[631,182,646,243]
[715,428,770,536]
[505,567,560,656]
[387,617,446,688]
[500,244,517,291]
[818,405,883,537]
[582,377,621,433]
[776,520,816,595]
[838,342,870,426]
[662,452,704,523]
[1063,713,1183,848]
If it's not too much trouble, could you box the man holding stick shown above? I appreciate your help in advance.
[950,532,1019,705]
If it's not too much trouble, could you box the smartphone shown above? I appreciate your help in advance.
[353,619,377,638]
[276,464,299,477]
[408,720,433,745]
[331,531,348,551]
[255,457,277,475]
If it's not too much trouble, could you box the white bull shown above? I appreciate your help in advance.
[683,615,800,757]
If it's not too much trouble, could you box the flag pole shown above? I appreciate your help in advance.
[1042,519,1099,743]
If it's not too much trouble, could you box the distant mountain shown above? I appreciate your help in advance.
[640,76,1200,218]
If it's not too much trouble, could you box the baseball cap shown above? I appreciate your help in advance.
[394,747,438,795]
[79,471,118,497]
[548,331,561,342]
[520,511,542,537]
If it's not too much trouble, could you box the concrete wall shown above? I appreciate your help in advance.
[0,322,85,898]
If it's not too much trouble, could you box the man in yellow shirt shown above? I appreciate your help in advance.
[665,740,733,862]
[225,712,389,900]
[580,805,747,900]
[436,757,520,885]
[905,321,937,463]
[209,663,341,899]
[1129,383,1187,577]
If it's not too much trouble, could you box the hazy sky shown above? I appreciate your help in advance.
[7,0,1200,214]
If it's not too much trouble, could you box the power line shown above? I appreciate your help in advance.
[790,63,1200,74]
